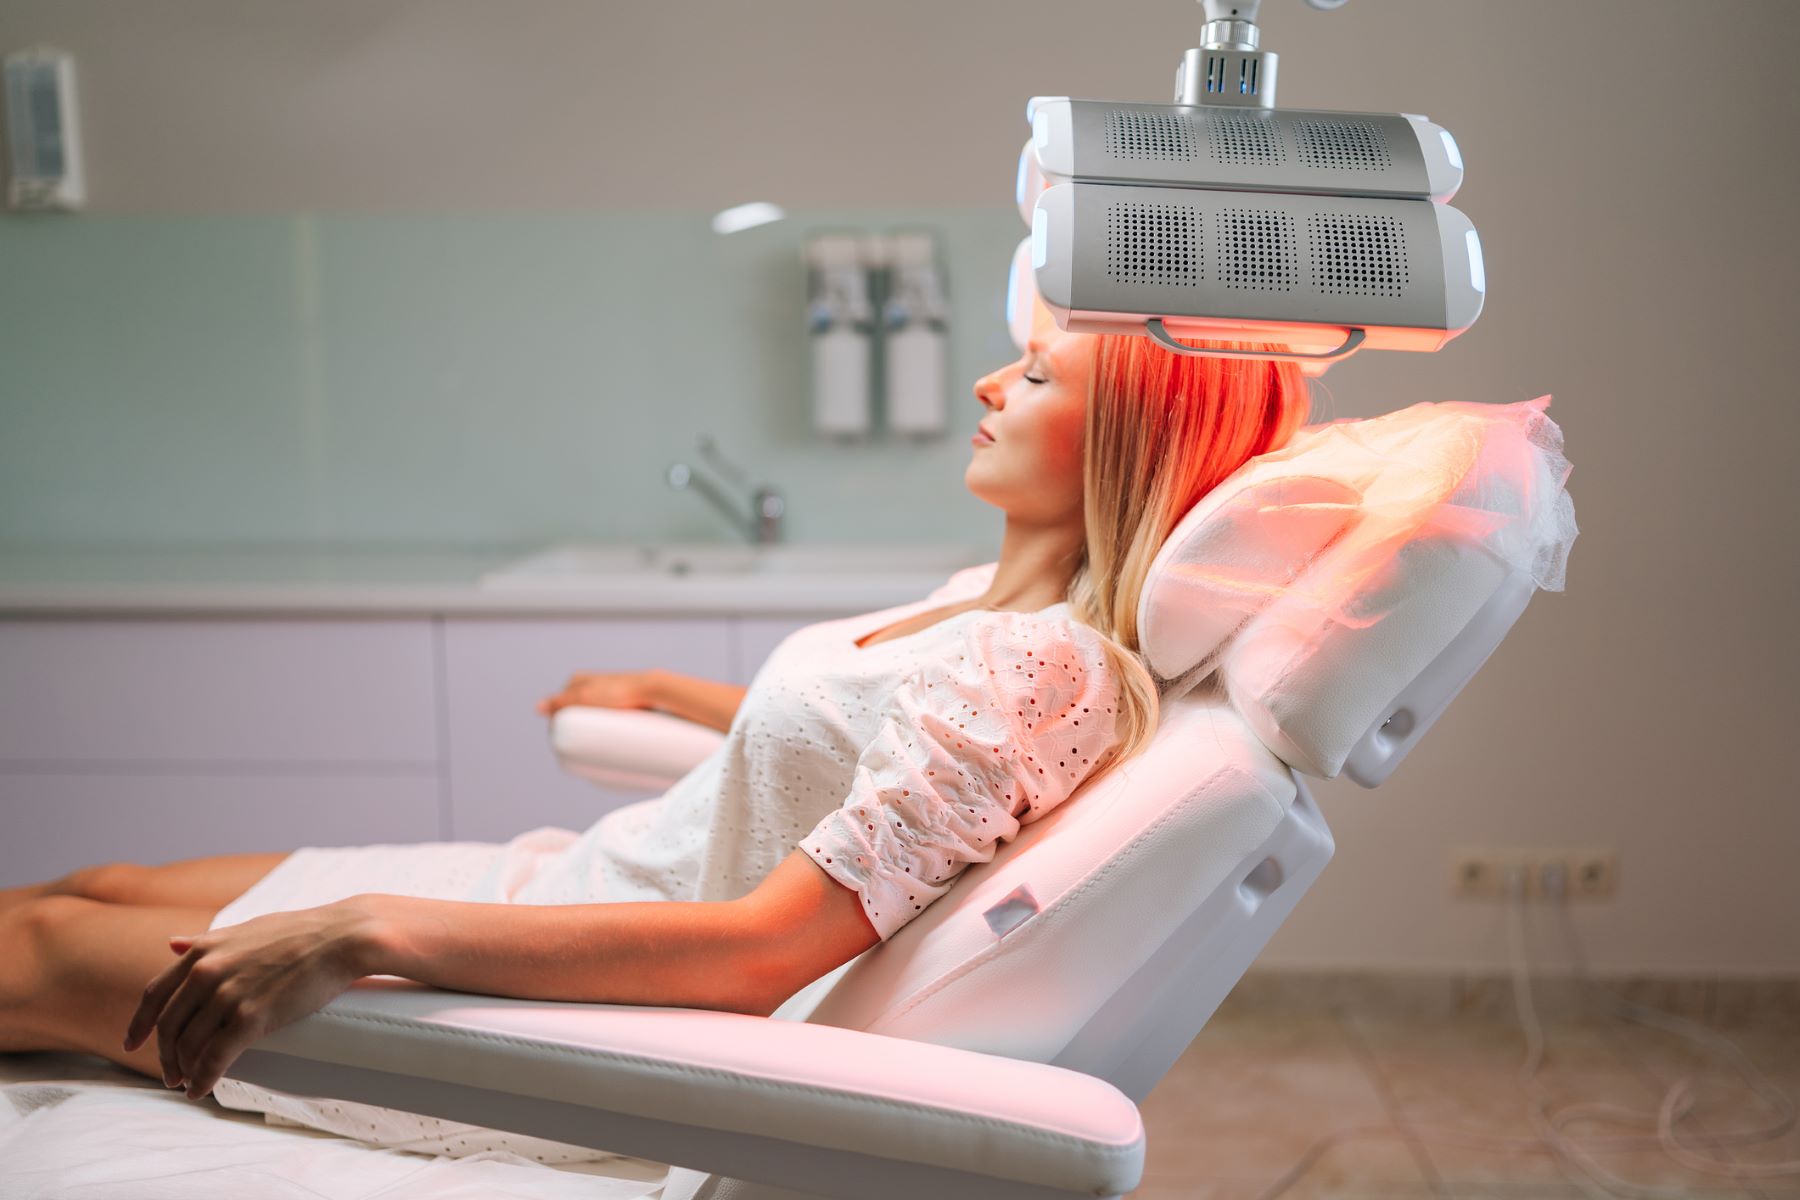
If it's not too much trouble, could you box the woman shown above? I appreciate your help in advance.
[0,316,1310,1162]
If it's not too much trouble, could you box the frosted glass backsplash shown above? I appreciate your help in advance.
[0,209,1022,547]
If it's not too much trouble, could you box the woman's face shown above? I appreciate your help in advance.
[965,320,1098,525]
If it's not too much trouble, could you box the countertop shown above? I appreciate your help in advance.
[0,544,982,617]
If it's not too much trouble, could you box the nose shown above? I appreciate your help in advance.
[974,369,1005,412]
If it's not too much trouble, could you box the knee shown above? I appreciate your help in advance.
[0,895,94,1047]
[51,862,145,904]
[7,892,96,949]
[0,895,89,998]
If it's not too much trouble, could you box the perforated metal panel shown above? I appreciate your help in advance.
[1061,101,1438,200]
[1058,102,1440,200]
[1205,112,1285,167]
[1106,202,1201,285]
[1217,209,1298,291]
[1103,110,1197,162]
[1102,203,1412,298]
[1294,119,1392,171]
[1053,181,1457,334]
[1308,213,1410,297]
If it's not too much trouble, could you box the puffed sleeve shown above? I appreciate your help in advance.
[800,610,1121,941]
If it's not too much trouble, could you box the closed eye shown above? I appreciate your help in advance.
[1023,374,1047,385]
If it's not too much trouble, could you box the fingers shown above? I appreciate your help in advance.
[538,685,584,717]
[175,987,233,1096]
[154,958,225,1088]
[124,943,200,1054]
[538,671,609,717]
[177,987,253,1100]
[185,1009,258,1101]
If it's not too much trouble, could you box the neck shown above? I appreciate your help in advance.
[978,514,1085,612]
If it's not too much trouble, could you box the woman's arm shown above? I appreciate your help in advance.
[349,891,788,1016]
[351,851,876,1018]
[641,668,749,734]
[127,851,880,1099]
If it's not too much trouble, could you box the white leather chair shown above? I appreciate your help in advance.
[222,400,1574,1200]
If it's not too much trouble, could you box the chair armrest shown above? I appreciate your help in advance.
[551,706,727,791]
[226,982,1144,1200]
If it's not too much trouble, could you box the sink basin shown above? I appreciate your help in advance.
[478,542,987,589]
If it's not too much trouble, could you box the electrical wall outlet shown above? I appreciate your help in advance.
[1451,850,1618,900]
[1451,851,1509,898]
[1562,852,1619,899]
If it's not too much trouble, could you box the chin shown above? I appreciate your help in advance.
[962,466,999,508]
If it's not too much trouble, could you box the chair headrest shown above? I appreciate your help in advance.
[1137,472,1363,686]
[1139,396,1578,780]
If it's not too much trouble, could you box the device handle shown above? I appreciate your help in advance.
[1146,318,1367,362]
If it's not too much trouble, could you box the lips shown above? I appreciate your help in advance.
[976,424,997,443]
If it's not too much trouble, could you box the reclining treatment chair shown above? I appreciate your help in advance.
[223,398,1576,1200]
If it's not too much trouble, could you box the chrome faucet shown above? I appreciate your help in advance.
[666,435,786,544]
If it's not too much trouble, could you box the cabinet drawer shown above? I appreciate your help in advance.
[0,618,438,764]
[0,770,443,886]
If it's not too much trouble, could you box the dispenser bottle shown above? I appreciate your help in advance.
[881,232,949,440]
[804,234,877,441]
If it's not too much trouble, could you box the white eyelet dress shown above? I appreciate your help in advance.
[205,561,1122,1170]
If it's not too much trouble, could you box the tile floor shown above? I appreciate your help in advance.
[1130,982,1800,1200]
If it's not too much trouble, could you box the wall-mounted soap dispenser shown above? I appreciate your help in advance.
[880,232,949,440]
[3,48,85,211]
[804,234,877,442]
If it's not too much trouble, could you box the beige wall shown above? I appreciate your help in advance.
[2,0,1796,974]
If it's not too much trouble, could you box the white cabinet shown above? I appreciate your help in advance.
[440,616,733,842]
[0,610,839,886]
[4,773,442,885]
[0,616,443,887]
[0,618,438,764]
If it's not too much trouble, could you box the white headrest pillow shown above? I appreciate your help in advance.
[1138,396,1577,772]
[1138,473,1363,686]
[1222,534,1514,779]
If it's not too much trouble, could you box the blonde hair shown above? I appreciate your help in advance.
[1064,335,1315,778]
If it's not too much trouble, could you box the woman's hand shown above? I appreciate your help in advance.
[123,900,378,1101]
[536,668,659,717]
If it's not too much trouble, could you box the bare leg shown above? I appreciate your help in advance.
[0,895,223,1083]
[0,851,291,918]
[0,881,53,912]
